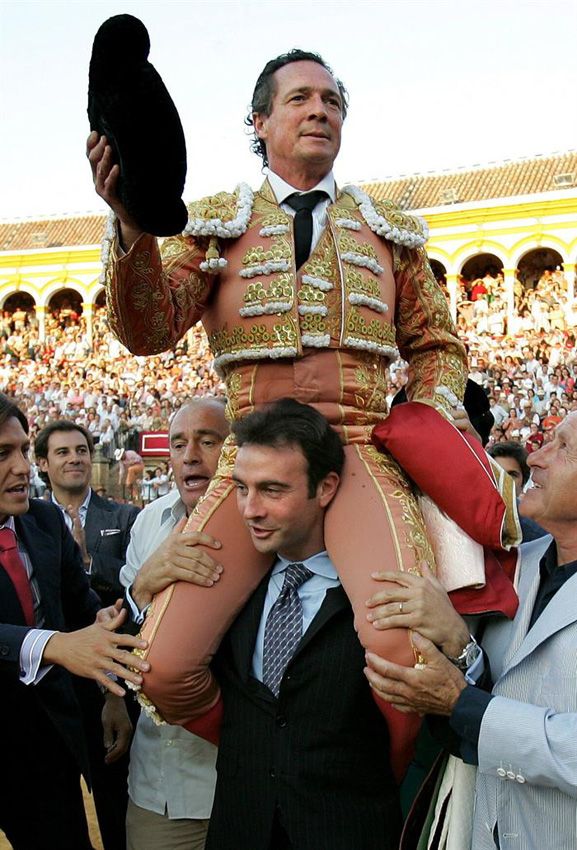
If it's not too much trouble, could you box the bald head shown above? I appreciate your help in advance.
[169,398,229,512]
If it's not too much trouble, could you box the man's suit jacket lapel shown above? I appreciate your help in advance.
[84,490,111,552]
[498,535,577,677]
[15,511,61,627]
[229,575,349,680]
[499,543,542,673]
[229,576,268,681]
[294,584,348,657]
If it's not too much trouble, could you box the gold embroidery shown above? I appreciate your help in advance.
[354,354,389,412]
[209,317,298,356]
[259,211,291,227]
[331,205,359,219]
[301,256,334,280]
[300,313,329,335]
[345,310,396,347]
[244,275,293,304]
[364,446,435,573]
[298,285,326,304]
[373,199,428,242]
[345,268,381,299]
[210,436,237,487]
[187,191,240,224]
[241,239,291,266]
[161,236,194,262]
[339,232,379,260]
[224,373,242,421]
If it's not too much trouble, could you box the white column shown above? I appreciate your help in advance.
[83,302,93,347]
[35,304,46,343]
[503,269,517,330]
[563,262,575,303]
[445,274,459,323]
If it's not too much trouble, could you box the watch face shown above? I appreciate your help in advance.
[464,641,481,668]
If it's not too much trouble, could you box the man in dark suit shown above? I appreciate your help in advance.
[0,395,149,850]
[189,399,401,850]
[35,420,140,608]
[35,419,141,850]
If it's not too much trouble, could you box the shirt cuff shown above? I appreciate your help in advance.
[125,584,149,625]
[465,648,485,685]
[450,684,494,764]
[19,629,57,685]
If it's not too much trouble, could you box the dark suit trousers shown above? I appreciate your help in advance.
[74,678,138,850]
[0,701,93,850]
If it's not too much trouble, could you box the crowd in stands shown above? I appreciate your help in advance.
[1,271,576,498]
[454,267,574,339]
[0,305,224,470]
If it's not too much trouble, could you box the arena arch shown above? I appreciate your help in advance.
[40,279,86,309]
[47,287,84,323]
[510,236,568,271]
[93,287,106,308]
[429,259,447,286]
[0,288,37,311]
[460,252,504,282]
[516,247,565,290]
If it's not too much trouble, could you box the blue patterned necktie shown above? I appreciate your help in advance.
[284,191,328,269]
[262,562,313,697]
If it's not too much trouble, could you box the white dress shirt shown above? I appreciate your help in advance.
[267,169,336,255]
[1,515,55,685]
[251,550,341,681]
[120,490,217,820]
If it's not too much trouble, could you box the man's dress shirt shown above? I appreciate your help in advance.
[120,490,217,820]
[1,515,57,685]
[251,550,341,681]
[266,169,336,255]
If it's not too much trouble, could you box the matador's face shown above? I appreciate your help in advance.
[253,60,343,184]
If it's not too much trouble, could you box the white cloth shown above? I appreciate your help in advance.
[120,490,217,820]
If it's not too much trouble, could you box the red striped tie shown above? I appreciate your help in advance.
[0,527,35,626]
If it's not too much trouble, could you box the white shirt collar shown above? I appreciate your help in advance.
[0,515,16,532]
[273,550,337,580]
[51,488,92,526]
[267,170,336,206]
[167,495,187,525]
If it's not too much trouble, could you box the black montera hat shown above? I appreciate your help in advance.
[87,15,188,236]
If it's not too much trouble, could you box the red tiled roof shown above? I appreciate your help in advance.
[0,214,107,252]
[361,151,577,211]
[1,152,575,251]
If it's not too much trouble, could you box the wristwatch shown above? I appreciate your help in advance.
[447,635,481,671]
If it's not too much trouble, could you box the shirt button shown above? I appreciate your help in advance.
[270,768,276,779]
[497,768,506,778]
[506,770,516,780]
[516,774,526,784]
[276,715,287,728]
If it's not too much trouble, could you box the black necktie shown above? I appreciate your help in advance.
[284,191,328,270]
[262,562,313,697]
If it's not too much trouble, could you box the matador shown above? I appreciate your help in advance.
[90,46,517,775]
